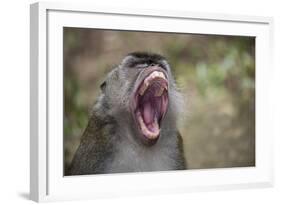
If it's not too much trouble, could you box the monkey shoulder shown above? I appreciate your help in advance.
[68,116,117,175]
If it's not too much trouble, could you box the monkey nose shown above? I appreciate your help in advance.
[150,64,159,68]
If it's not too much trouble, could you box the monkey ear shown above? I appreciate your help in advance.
[100,81,106,92]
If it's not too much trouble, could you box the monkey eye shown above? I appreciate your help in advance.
[100,81,106,92]
[135,63,149,69]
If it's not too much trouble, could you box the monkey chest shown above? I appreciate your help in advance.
[105,146,177,173]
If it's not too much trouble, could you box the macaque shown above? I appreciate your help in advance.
[68,52,186,175]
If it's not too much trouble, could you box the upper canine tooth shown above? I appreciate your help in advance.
[139,83,148,95]
[139,87,144,96]
[145,79,150,87]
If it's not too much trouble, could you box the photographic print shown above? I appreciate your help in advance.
[63,28,255,176]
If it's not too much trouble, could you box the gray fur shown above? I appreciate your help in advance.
[68,52,186,175]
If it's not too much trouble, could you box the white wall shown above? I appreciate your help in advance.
[0,0,280,204]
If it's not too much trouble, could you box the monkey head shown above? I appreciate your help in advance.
[95,52,182,146]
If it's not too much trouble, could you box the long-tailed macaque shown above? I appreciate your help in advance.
[68,52,186,175]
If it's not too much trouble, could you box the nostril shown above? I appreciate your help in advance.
[150,63,156,67]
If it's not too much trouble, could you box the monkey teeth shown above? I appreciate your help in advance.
[137,111,160,139]
[138,71,168,96]
[133,69,169,142]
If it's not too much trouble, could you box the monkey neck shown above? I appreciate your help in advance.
[106,122,180,172]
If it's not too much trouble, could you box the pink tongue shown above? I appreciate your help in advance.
[143,102,154,124]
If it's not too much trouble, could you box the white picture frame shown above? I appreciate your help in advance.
[30,2,274,202]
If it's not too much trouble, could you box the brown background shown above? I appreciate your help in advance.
[63,28,255,173]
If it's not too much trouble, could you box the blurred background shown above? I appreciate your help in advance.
[63,27,255,173]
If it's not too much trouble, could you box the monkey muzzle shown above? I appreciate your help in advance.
[131,68,169,145]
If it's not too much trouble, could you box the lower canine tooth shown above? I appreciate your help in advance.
[139,85,147,95]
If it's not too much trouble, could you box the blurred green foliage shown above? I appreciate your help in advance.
[63,28,255,171]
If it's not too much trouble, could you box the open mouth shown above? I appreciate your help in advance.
[132,70,169,143]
